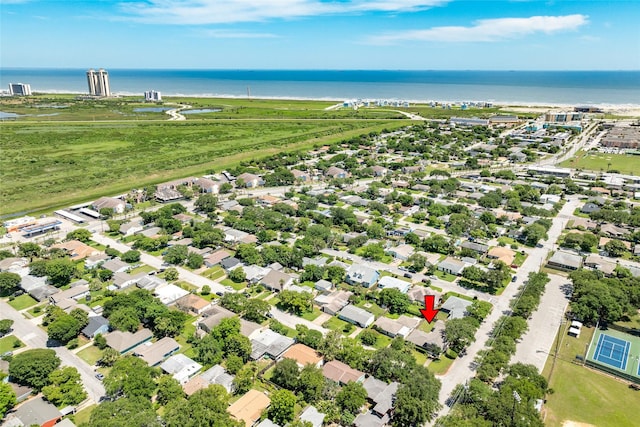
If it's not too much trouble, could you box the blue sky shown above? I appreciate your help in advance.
[1,0,638,70]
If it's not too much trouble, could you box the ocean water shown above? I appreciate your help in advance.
[1,69,639,107]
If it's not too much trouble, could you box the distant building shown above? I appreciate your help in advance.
[144,90,162,102]
[9,83,32,96]
[87,68,111,97]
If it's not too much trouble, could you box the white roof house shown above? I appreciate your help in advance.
[153,283,190,306]
[160,354,202,384]
[377,276,411,293]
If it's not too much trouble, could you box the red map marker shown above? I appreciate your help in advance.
[420,295,439,323]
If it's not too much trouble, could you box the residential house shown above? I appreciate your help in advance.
[408,286,440,304]
[314,279,333,294]
[249,329,295,360]
[101,258,129,274]
[183,364,235,395]
[197,306,236,334]
[134,337,181,366]
[600,223,630,238]
[373,315,419,338]
[362,376,399,418]
[314,290,352,315]
[195,177,219,194]
[81,315,110,339]
[371,165,388,176]
[322,360,365,384]
[105,328,153,354]
[346,264,380,288]
[51,240,99,260]
[325,166,349,179]
[440,296,472,319]
[547,250,583,271]
[584,254,618,276]
[153,283,189,306]
[386,244,415,261]
[460,241,489,255]
[92,196,126,214]
[354,411,389,427]
[28,284,59,302]
[220,257,241,271]
[259,269,294,292]
[580,202,601,214]
[0,257,28,273]
[160,354,202,384]
[9,396,62,427]
[407,321,446,355]
[228,390,271,427]
[111,271,147,289]
[487,246,517,266]
[237,173,263,188]
[135,274,167,291]
[437,257,467,276]
[175,293,211,315]
[84,253,109,269]
[280,344,323,368]
[291,169,309,182]
[377,275,411,293]
[203,249,232,268]
[119,221,144,236]
[338,304,375,328]
[49,284,90,306]
[9,383,33,403]
[299,406,326,427]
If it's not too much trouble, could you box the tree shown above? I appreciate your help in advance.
[221,292,247,313]
[88,397,162,427]
[164,245,189,265]
[42,367,87,406]
[99,347,120,367]
[268,389,297,425]
[296,324,323,349]
[46,258,77,287]
[336,381,367,415]
[164,385,241,427]
[444,318,477,353]
[604,239,628,257]
[104,356,158,399]
[362,243,385,261]
[201,285,211,296]
[233,363,258,394]
[359,329,378,346]
[66,228,92,242]
[109,306,140,332]
[326,265,345,284]
[228,267,246,283]
[47,313,83,344]
[522,223,547,246]
[278,290,313,314]
[186,252,204,269]
[378,287,410,314]
[224,334,252,362]
[243,298,271,323]
[0,382,16,420]
[407,253,427,273]
[121,250,141,263]
[192,334,223,366]
[94,333,107,349]
[164,267,179,281]
[9,349,61,391]
[392,366,441,426]
[18,242,41,259]
[156,375,184,406]
[0,319,13,336]
[272,358,300,390]
[195,193,218,213]
[0,272,20,296]
[225,354,244,374]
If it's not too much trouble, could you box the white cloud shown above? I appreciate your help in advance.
[200,29,279,39]
[369,14,589,44]
[118,0,449,25]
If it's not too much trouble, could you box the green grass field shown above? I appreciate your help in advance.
[542,324,640,427]
[0,335,24,353]
[77,345,104,366]
[560,150,640,175]
[7,294,38,310]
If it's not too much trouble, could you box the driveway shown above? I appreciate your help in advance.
[0,300,105,403]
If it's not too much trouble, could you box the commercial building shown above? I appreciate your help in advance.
[86,68,111,97]
[8,83,32,96]
[144,90,162,102]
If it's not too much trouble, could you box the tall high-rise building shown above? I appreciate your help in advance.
[8,83,32,96]
[144,90,162,102]
[86,68,111,97]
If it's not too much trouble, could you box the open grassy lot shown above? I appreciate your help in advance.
[542,324,639,427]
[70,404,96,426]
[1,117,407,215]
[427,354,455,375]
[356,328,392,350]
[0,335,24,353]
[7,294,38,310]
[77,345,104,366]
[560,150,640,176]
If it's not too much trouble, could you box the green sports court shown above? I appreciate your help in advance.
[586,328,640,384]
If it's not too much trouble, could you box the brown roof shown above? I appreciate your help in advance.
[52,240,99,260]
[175,293,210,312]
[105,328,153,353]
[182,375,208,396]
[205,249,232,265]
[281,344,323,367]
[322,360,364,384]
[228,389,271,427]
[487,246,516,265]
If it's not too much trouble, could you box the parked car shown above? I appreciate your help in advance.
[511,276,517,282]
[403,273,413,279]
[95,373,105,381]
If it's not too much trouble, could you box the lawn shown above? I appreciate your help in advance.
[357,329,392,350]
[77,345,104,366]
[7,294,38,310]
[322,316,350,333]
[70,404,96,426]
[202,266,226,281]
[513,252,527,267]
[128,264,155,275]
[560,150,640,176]
[434,270,457,282]
[411,349,428,366]
[26,303,47,317]
[300,308,322,322]
[220,278,247,291]
[427,354,455,375]
[0,335,24,353]
[542,323,639,427]
[0,116,408,216]
[355,300,387,317]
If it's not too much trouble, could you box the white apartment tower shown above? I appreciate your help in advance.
[86,68,111,97]
[144,90,162,102]
[8,83,32,96]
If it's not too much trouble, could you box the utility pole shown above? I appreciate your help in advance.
[511,390,522,426]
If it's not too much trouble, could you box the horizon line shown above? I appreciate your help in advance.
[1,67,639,72]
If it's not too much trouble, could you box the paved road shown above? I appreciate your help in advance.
[0,300,105,403]
[90,232,228,295]
[432,196,581,421]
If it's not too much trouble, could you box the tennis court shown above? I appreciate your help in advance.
[586,328,640,384]
[593,333,630,370]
